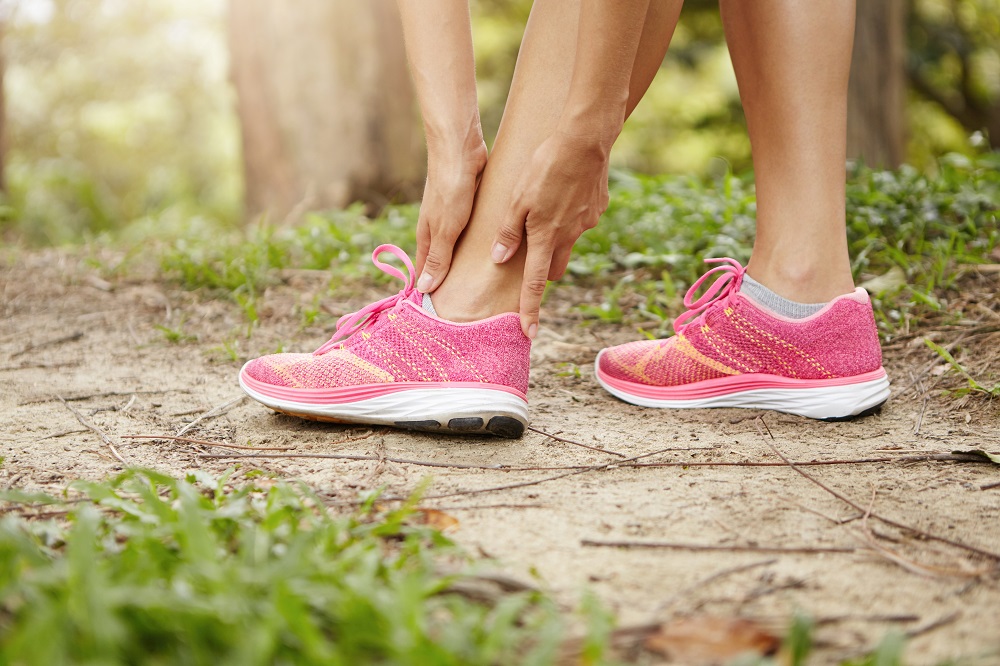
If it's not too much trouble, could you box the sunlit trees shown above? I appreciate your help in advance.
[848,0,907,168]
[227,0,425,221]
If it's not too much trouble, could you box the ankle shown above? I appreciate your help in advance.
[745,258,855,304]
[431,273,519,322]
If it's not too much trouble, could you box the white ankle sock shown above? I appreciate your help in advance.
[740,275,826,319]
[421,293,437,315]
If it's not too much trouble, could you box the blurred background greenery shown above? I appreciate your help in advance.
[0,0,997,245]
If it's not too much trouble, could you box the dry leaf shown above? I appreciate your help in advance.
[413,508,460,532]
[644,616,780,664]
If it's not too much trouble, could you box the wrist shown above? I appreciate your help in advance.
[555,96,627,154]
[424,109,485,154]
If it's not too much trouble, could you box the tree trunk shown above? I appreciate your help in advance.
[227,0,424,221]
[0,21,6,192]
[847,0,906,168]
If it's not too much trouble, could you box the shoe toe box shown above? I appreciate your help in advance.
[242,353,315,388]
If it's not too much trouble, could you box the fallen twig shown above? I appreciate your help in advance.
[905,610,961,638]
[176,395,246,436]
[12,331,83,358]
[580,539,855,554]
[57,395,127,465]
[324,445,687,505]
[766,441,1000,562]
[657,558,777,611]
[200,452,508,469]
[428,503,546,510]
[122,434,294,451]
[527,425,626,458]
[0,361,80,372]
[197,450,1000,473]
[20,388,191,406]
[38,428,89,440]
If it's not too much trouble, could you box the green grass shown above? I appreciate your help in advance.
[134,154,1000,341]
[0,470,579,665]
[0,472,933,666]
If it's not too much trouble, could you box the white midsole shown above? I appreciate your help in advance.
[240,378,529,427]
[595,362,890,420]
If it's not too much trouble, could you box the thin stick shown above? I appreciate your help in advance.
[766,441,1000,562]
[12,331,83,358]
[200,452,504,469]
[57,395,127,465]
[981,480,1000,491]
[580,539,855,554]
[658,558,777,611]
[527,426,626,458]
[176,395,246,436]
[815,614,920,626]
[20,388,191,406]
[905,611,961,638]
[38,428,89,440]
[427,503,546,510]
[195,451,995,472]
[0,362,80,372]
[326,445,687,505]
[122,434,294,451]
[914,396,928,435]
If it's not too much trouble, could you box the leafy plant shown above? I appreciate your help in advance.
[0,470,570,665]
[925,338,1000,396]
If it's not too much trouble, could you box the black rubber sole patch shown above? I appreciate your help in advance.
[448,417,485,431]
[486,416,525,438]
[819,400,887,422]
[392,415,525,438]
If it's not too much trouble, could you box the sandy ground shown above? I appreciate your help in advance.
[2,249,999,665]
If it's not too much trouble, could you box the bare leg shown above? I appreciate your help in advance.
[720,0,857,303]
[432,0,683,321]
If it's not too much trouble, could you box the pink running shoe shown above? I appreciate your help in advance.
[239,245,531,437]
[595,259,890,420]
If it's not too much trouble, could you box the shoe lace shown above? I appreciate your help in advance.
[672,257,745,334]
[313,244,416,355]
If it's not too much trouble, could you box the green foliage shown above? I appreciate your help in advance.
[908,0,1000,150]
[841,632,906,666]
[146,156,998,342]
[925,339,1000,396]
[2,0,240,244]
[0,470,570,665]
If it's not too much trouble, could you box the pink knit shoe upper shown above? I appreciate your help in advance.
[243,245,531,398]
[599,259,883,387]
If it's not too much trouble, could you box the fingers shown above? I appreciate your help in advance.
[415,219,431,276]
[492,197,528,264]
[519,233,552,340]
[416,225,461,294]
[547,243,574,281]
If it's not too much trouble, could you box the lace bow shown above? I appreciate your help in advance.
[672,258,745,334]
[313,244,417,355]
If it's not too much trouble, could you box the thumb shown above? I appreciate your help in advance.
[491,198,528,264]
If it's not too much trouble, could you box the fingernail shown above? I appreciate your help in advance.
[527,323,538,339]
[417,273,432,293]
[491,243,508,263]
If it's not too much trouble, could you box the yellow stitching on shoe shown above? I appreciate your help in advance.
[394,315,448,381]
[729,309,833,378]
[397,312,486,382]
[675,335,739,376]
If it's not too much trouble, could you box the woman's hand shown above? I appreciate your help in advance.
[491,130,610,338]
[415,136,488,294]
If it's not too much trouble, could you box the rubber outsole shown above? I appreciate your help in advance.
[240,371,529,439]
[595,352,891,420]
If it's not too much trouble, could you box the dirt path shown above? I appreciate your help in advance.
[2,250,999,665]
